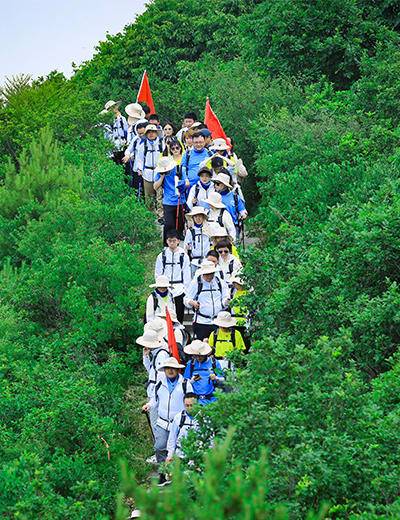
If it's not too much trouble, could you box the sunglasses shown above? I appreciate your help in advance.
[170,146,181,150]
[217,249,229,254]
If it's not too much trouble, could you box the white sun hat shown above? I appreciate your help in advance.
[149,275,171,288]
[204,191,226,209]
[186,206,208,218]
[230,274,245,286]
[145,124,158,134]
[197,259,218,275]
[125,102,146,123]
[212,172,232,189]
[184,340,212,356]
[136,329,162,349]
[213,311,237,328]
[160,356,186,370]
[144,317,167,341]
[212,138,230,151]
[155,156,176,174]
[100,99,121,114]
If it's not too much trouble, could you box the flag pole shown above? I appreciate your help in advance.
[136,70,146,103]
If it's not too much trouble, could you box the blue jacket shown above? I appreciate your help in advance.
[155,167,186,206]
[220,189,246,225]
[183,357,224,405]
[181,148,212,187]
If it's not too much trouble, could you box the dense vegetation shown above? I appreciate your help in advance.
[1,0,400,518]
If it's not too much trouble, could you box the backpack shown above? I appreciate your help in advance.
[195,276,222,301]
[217,208,226,227]
[187,356,217,379]
[144,138,163,169]
[151,348,170,372]
[161,250,185,284]
[210,328,236,350]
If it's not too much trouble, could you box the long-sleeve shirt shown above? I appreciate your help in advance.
[184,225,211,267]
[154,167,186,206]
[155,247,191,297]
[144,347,171,399]
[219,254,243,284]
[184,275,229,324]
[145,289,176,323]
[167,411,198,458]
[136,137,163,182]
[206,207,236,242]
[186,181,215,210]
[149,373,193,431]
[183,357,224,404]
[104,115,128,150]
[181,148,213,187]
[220,189,246,226]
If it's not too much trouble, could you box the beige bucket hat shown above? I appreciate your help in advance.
[212,138,230,151]
[125,102,145,121]
[144,317,167,341]
[100,99,121,114]
[230,274,244,286]
[145,124,158,134]
[197,260,218,275]
[204,191,225,209]
[186,206,208,218]
[136,329,162,349]
[149,275,172,289]
[160,356,186,370]
[184,340,212,356]
[155,156,176,174]
[212,172,232,189]
[213,311,237,328]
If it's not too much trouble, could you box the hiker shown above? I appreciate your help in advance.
[229,274,251,351]
[142,357,192,486]
[166,393,199,462]
[162,121,176,151]
[184,206,211,277]
[122,120,147,194]
[204,192,236,242]
[167,138,184,178]
[182,128,194,151]
[145,275,176,323]
[207,222,239,258]
[212,172,248,241]
[154,156,186,243]
[155,229,191,324]
[176,111,198,141]
[124,103,146,144]
[100,99,128,164]
[215,238,243,283]
[184,261,229,340]
[136,124,164,209]
[157,308,190,360]
[208,311,246,370]
[183,340,224,405]
[148,114,163,136]
[186,167,215,210]
[137,329,169,434]
[181,132,213,189]
[200,128,213,148]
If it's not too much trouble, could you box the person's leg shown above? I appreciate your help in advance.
[163,205,177,244]
[193,323,217,340]
[149,405,158,434]
[143,179,156,208]
[176,203,185,240]
[156,185,164,220]
[174,294,185,324]
[154,425,169,464]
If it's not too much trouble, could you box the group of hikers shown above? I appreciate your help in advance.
[100,99,251,500]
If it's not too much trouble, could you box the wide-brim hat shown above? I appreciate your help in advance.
[213,311,237,328]
[160,356,185,370]
[125,102,146,119]
[145,124,158,134]
[212,138,230,151]
[230,275,244,286]
[155,156,176,174]
[197,262,218,275]
[212,173,232,189]
[204,192,225,209]
[205,223,228,238]
[100,99,121,115]
[184,340,212,356]
[186,206,208,218]
[136,329,162,349]
[191,122,202,129]
[130,510,141,518]
[144,317,167,341]
[149,275,171,288]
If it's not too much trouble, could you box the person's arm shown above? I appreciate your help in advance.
[235,330,246,351]
[182,253,192,289]
[155,252,163,277]
[221,278,230,308]
[210,359,225,382]
[145,294,155,323]
[224,212,237,242]
[154,172,164,191]
[238,196,248,219]
[136,142,144,174]
[143,348,151,372]
[186,184,195,210]
[183,229,192,253]
[184,279,199,309]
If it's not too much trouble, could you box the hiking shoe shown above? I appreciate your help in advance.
[157,217,164,225]
[157,473,172,487]
[146,454,157,464]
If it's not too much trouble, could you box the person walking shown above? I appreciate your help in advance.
[204,192,236,243]
[212,172,248,241]
[186,167,215,211]
[181,132,213,190]
[184,206,211,277]
[136,124,164,209]
[145,275,176,323]
[215,238,243,284]
[166,393,198,462]
[208,311,246,370]
[100,99,128,164]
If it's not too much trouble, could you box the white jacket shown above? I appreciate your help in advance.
[186,181,215,210]
[149,373,193,431]
[184,274,229,324]
[167,410,198,458]
[136,137,163,182]
[184,226,211,267]
[154,247,191,297]
[219,254,243,284]
[145,290,176,323]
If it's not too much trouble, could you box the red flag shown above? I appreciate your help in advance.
[165,308,180,362]
[136,70,156,114]
[204,97,228,142]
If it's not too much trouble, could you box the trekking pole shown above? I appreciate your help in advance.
[142,409,155,442]
[241,219,246,252]
[176,193,181,231]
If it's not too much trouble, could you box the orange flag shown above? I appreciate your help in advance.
[204,97,228,142]
[165,308,180,362]
[136,70,156,114]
